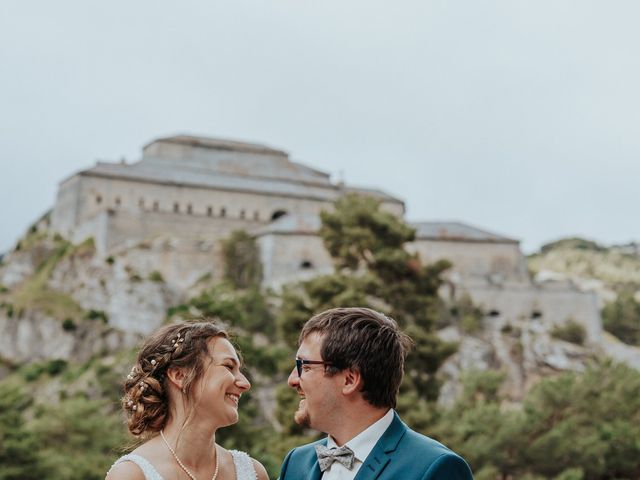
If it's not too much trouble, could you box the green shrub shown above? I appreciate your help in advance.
[461,313,483,333]
[221,230,262,288]
[84,309,108,323]
[449,293,484,333]
[551,319,586,345]
[197,272,213,284]
[129,273,142,282]
[46,359,68,376]
[148,270,164,283]
[602,291,640,345]
[0,385,43,478]
[166,304,190,319]
[30,395,128,480]
[501,323,521,337]
[21,363,46,382]
[62,318,77,331]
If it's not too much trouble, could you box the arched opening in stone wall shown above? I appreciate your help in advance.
[271,209,288,221]
[207,206,213,217]
[300,260,314,269]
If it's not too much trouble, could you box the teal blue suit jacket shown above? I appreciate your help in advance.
[279,412,473,480]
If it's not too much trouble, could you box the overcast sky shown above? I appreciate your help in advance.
[1,1,639,254]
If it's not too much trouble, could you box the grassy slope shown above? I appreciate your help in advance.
[528,238,640,291]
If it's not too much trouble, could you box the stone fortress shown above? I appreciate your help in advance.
[51,134,601,346]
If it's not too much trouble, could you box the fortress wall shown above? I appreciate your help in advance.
[116,239,223,291]
[258,233,334,289]
[101,210,255,252]
[51,175,82,237]
[75,175,338,226]
[71,211,109,253]
[104,210,232,289]
[408,239,529,283]
[463,285,602,344]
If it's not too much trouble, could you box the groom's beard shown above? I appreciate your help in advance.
[294,396,311,427]
[294,407,311,428]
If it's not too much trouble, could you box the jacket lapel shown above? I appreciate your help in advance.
[353,411,407,480]
[308,439,327,480]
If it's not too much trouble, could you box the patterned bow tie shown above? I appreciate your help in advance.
[315,444,356,472]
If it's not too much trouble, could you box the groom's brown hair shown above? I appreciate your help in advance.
[300,307,413,409]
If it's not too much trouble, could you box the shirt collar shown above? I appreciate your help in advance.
[326,409,394,462]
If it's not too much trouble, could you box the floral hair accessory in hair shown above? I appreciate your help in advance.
[127,366,138,380]
[171,332,185,349]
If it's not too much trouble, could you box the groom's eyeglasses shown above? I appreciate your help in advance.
[295,358,333,377]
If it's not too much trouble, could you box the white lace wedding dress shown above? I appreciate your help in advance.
[107,450,257,480]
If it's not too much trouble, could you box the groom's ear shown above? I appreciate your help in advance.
[341,368,363,396]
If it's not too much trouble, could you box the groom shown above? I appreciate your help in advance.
[279,307,473,480]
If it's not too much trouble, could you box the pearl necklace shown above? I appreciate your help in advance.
[160,430,219,480]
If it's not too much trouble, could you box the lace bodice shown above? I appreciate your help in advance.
[107,450,257,480]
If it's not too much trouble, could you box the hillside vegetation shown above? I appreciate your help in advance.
[528,237,640,290]
[528,237,640,346]
[1,201,640,479]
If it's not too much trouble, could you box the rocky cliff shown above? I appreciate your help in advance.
[1,229,639,409]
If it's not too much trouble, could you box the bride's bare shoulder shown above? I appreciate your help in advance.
[105,460,146,480]
[251,458,270,480]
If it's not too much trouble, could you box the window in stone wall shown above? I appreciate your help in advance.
[115,196,121,207]
[239,209,246,219]
[153,201,159,212]
[488,310,500,317]
[300,260,314,269]
[220,207,226,217]
[96,195,102,204]
[272,209,287,220]
[531,310,543,319]
[187,203,193,214]
[207,206,213,217]
[253,211,260,220]
[174,202,179,213]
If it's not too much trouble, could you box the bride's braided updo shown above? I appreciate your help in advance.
[122,321,228,437]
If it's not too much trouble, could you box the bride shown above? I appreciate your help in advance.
[106,321,268,480]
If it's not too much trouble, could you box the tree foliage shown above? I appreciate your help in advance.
[222,230,263,288]
[433,362,640,479]
[0,385,43,480]
[602,291,640,345]
[278,194,457,402]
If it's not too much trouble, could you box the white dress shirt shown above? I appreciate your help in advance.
[321,409,394,480]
